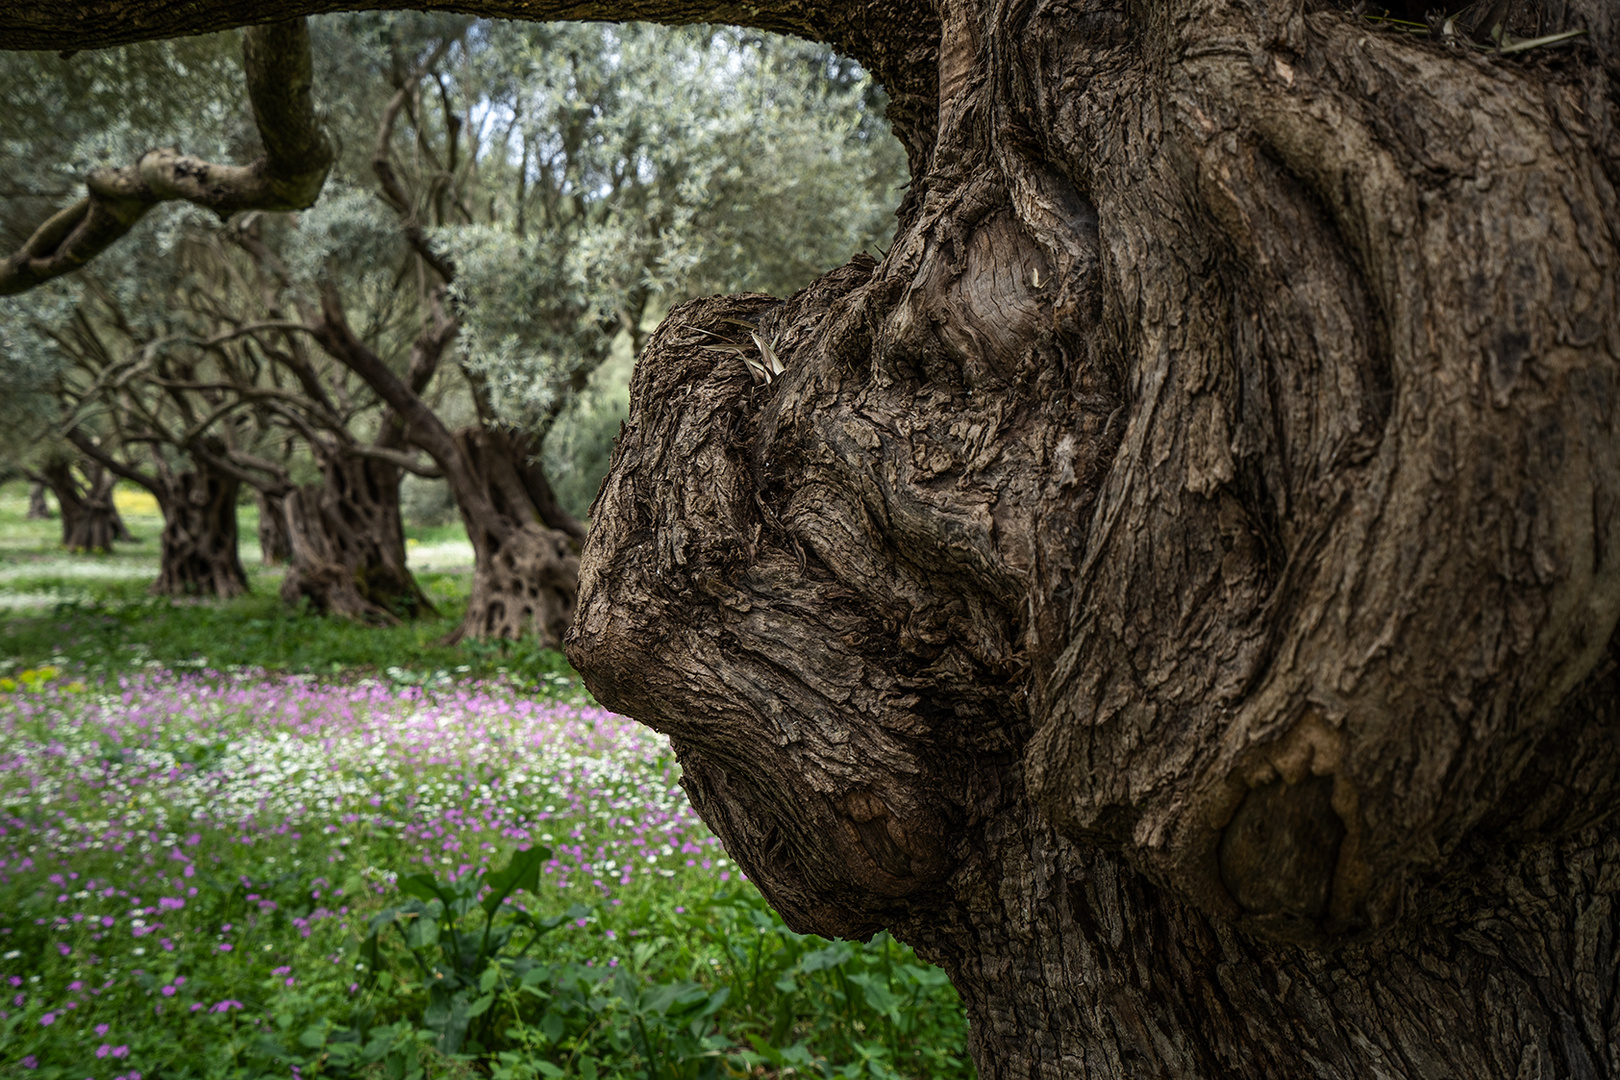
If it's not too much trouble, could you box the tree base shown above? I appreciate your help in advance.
[446,425,583,647]
[276,457,430,622]
[452,522,579,647]
[152,467,248,599]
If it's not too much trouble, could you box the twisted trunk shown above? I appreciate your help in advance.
[305,287,579,645]
[11,0,1620,1075]
[256,490,290,566]
[448,426,582,647]
[36,458,127,553]
[277,454,432,622]
[150,464,247,598]
[567,2,1620,1077]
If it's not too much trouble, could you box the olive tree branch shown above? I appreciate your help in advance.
[0,19,333,296]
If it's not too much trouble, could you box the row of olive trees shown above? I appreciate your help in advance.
[1,14,905,645]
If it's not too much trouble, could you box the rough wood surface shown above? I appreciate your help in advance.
[447,426,581,648]
[277,454,432,622]
[568,0,1620,1074]
[150,464,249,599]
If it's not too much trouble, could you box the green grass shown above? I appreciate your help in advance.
[0,481,977,1079]
[0,670,971,1079]
[0,482,567,687]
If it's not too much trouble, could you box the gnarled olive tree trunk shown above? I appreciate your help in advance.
[150,463,248,599]
[566,2,1620,1077]
[9,0,1620,1076]
[448,426,583,646]
[35,457,128,553]
[276,454,433,622]
[305,288,580,646]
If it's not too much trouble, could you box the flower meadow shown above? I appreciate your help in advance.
[0,668,973,1080]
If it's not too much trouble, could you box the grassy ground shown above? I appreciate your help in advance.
[0,483,976,1080]
[0,484,566,688]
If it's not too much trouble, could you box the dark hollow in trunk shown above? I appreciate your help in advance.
[26,481,54,520]
[151,465,248,599]
[449,426,582,648]
[37,458,127,554]
[256,490,291,566]
[277,454,432,623]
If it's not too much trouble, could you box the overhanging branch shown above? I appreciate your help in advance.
[0,20,333,296]
[0,2,939,175]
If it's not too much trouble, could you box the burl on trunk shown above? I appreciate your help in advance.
[569,1,1620,1076]
[3,0,1618,1074]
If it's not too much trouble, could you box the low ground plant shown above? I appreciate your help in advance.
[0,667,973,1079]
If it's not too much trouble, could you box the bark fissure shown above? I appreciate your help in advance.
[568,2,1620,1074]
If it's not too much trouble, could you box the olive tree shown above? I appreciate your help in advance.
[5,1,1619,1076]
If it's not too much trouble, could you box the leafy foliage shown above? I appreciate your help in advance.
[2,16,906,563]
[439,23,903,433]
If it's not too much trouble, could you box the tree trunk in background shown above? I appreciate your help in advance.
[277,454,432,622]
[37,458,125,553]
[26,481,53,520]
[256,490,290,566]
[151,464,248,598]
[448,426,582,647]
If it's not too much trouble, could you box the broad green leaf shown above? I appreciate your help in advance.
[431,989,474,1055]
[481,844,550,916]
[399,874,445,904]
[798,941,853,972]
[404,912,441,950]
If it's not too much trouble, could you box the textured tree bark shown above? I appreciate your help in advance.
[150,464,248,598]
[447,426,582,648]
[10,0,1620,1076]
[565,2,1620,1076]
[277,453,433,622]
[308,289,581,646]
[36,458,126,553]
[256,490,290,565]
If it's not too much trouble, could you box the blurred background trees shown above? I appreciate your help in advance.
[0,14,905,644]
